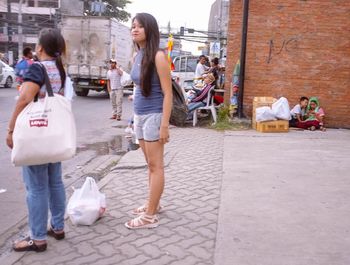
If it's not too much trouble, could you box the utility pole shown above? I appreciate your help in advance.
[238,0,250,118]
[99,0,102,16]
[18,0,24,58]
[218,0,223,59]
[6,0,12,53]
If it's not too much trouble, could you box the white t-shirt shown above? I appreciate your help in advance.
[107,69,122,90]
[194,63,209,79]
[290,104,305,118]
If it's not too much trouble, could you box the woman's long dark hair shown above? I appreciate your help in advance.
[132,13,160,97]
[38,28,66,89]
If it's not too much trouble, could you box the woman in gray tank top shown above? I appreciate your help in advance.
[125,13,173,229]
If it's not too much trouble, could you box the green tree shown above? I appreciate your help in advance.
[85,0,132,22]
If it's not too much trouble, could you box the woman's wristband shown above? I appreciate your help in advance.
[7,128,14,134]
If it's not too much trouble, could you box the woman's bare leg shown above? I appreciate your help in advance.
[143,141,165,215]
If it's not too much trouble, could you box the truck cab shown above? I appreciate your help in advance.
[171,55,198,91]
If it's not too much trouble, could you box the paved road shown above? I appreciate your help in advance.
[0,86,133,245]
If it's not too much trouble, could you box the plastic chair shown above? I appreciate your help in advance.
[193,86,217,126]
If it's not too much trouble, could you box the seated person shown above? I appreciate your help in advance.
[290,96,308,127]
[187,73,215,117]
[186,73,215,104]
[297,97,326,131]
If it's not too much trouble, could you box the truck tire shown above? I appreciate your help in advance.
[75,89,89,97]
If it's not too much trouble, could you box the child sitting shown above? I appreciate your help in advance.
[298,97,326,131]
[290,96,308,127]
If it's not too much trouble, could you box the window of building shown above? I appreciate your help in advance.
[27,0,35,7]
[27,0,59,8]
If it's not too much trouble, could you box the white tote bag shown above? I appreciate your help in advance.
[67,177,106,226]
[11,65,76,166]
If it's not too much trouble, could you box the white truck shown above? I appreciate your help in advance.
[60,16,133,96]
[171,55,198,91]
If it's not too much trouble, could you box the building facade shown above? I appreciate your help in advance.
[208,0,230,59]
[225,0,350,128]
[0,0,83,63]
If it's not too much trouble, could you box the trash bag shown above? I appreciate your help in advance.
[255,106,277,122]
[66,177,106,226]
[64,76,75,101]
[121,71,132,87]
[272,97,291,120]
[170,79,188,127]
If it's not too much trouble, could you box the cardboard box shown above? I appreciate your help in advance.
[256,120,289,133]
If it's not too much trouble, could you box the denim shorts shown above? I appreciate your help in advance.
[134,112,162,141]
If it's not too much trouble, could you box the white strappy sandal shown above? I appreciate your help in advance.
[125,214,159,229]
[132,204,164,215]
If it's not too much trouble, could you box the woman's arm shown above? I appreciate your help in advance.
[155,51,172,144]
[6,82,40,149]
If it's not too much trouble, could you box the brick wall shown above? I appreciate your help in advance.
[225,0,350,128]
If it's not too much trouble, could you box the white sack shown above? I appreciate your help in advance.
[272,97,291,120]
[256,106,277,122]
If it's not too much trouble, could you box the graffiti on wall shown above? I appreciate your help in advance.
[267,37,299,63]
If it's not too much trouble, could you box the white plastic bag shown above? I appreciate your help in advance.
[272,97,291,120]
[256,106,277,122]
[64,76,75,101]
[120,71,132,87]
[67,177,106,226]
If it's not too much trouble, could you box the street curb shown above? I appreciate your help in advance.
[98,148,175,190]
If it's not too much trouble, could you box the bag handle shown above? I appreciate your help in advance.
[39,63,54,97]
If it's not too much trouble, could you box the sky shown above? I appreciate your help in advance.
[125,0,216,54]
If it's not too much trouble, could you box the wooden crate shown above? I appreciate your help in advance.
[252,97,277,129]
[256,120,289,133]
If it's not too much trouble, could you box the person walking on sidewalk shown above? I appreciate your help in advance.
[107,59,123,120]
[6,29,67,252]
[125,13,172,229]
[15,46,34,85]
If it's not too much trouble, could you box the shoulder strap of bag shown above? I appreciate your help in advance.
[39,63,54,97]
[34,63,54,102]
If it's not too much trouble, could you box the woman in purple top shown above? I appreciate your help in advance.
[125,13,172,229]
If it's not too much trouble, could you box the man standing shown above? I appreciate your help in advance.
[107,59,123,120]
[15,47,33,85]
[194,55,209,84]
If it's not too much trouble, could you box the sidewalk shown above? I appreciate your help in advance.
[1,128,350,265]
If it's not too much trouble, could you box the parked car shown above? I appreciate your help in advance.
[0,60,15,88]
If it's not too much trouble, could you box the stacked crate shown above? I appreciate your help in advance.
[252,97,289,133]
[252,97,277,129]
